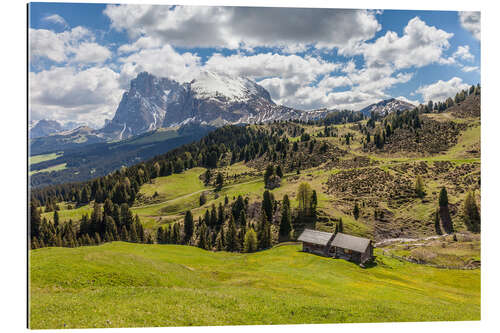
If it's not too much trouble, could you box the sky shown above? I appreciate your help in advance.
[28,3,481,128]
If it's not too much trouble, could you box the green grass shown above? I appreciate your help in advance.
[29,242,480,329]
[41,204,92,223]
[124,128,180,145]
[29,163,67,176]
[29,152,62,165]
[139,168,206,200]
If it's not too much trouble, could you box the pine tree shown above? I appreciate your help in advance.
[53,210,60,230]
[276,165,283,178]
[297,183,312,217]
[353,202,360,220]
[80,186,90,204]
[129,223,138,242]
[257,210,271,250]
[104,215,118,241]
[183,210,194,243]
[463,191,480,233]
[134,215,144,242]
[172,223,181,244]
[225,216,238,252]
[434,209,442,235]
[243,228,258,253]
[337,218,344,233]
[217,203,224,229]
[156,226,164,244]
[415,175,425,198]
[262,190,274,222]
[215,173,224,191]
[103,198,113,217]
[238,210,247,228]
[30,202,42,240]
[120,225,129,241]
[120,203,134,229]
[198,223,209,250]
[279,195,292,239]
[264,164,274,187]
[215,231,224,251]
[31,237,40,249]
[94,232,102,245]
[310,190,318,218]
[438,187,453,233]
[199,192,207,206]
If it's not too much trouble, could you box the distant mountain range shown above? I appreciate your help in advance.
[100,71,334,139]
[30,71,416,146]
[29,71,417,188]
[359,98,415,117]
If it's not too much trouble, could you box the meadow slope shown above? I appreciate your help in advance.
[29,242,480,329]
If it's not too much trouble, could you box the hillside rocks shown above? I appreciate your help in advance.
[325,167,415,208]
[365,119,467,155]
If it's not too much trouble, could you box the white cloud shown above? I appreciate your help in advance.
[71,42,112,64]
[395,96,420,106]
[117,44,201,87]
[29,66,123,127]
[204,53,339,82]
[29,28,68,62]
[42,14,68,27]
[416,77,469,102]
[459,11,480,40]
[104,5,380,52]
[29,26,111,64]
[453,45,474,62]
[356,17,453,70]
[117,36,163,54]
[461,66,479,73]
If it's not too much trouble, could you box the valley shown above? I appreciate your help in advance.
[29,81,481,328]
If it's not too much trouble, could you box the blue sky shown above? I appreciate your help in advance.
[29,3,481,127]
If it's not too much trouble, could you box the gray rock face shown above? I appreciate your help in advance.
[102,71,333,139]
[359,98,415,117]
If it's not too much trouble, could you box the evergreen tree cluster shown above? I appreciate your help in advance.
[30,199,150,249]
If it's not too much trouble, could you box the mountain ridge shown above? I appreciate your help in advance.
[359,98,415,117]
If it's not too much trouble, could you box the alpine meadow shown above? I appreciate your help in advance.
[28,3,481,329]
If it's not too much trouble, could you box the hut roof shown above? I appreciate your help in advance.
[298,229,334,246]
[331,233,371,253]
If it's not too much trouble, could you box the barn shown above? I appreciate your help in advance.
[331,232,373,264]
[297,229,335,256]
[297,229,373,264]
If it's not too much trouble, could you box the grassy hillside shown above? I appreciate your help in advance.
[42,104,480,241]
[29,242,480,329]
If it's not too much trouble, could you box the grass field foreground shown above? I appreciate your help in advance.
[29,242,480,329]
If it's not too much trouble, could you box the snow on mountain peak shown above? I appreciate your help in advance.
[191,70,258,102]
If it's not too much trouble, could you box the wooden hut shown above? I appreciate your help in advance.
[297,229,335,256]
[331,232,373,264]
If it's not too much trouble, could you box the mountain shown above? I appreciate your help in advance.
[30,123,215,188]
[29,119,64,138]
[29,119,90,139]
[359,98,415,117]
[101,71,333,139]
[30,126,108,155]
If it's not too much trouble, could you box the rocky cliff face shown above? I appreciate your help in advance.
[101,71,332,139]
